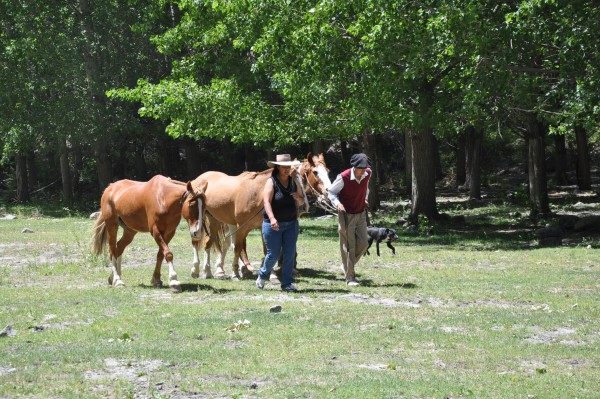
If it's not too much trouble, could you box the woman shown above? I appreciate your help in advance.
[256,154,305,292]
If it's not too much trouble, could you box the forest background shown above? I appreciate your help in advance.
[1,0,599,222]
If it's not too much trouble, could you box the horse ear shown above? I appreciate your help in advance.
[306,152,316,166]
[193,179,208,195]
[318,153,326,163]
[186,181,194,194]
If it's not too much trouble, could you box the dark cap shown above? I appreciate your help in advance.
[350,153,371,168]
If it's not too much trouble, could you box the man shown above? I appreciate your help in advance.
[327,153,371,287]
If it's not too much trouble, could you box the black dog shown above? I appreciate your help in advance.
[366,227,399,256]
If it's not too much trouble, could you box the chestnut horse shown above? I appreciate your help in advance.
[188,167,309,280]
[191,153,332,280]
[297,152,332,202]
[92,175,205,292]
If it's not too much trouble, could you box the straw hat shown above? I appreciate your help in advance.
[267,154,301,168]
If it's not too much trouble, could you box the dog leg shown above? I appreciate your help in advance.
[366,238,373,256]
[387,241,396,255]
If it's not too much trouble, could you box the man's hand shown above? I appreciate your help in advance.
[337,203,345,212]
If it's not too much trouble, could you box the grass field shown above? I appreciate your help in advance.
[0,199,599,398]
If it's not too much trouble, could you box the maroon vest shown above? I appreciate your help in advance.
[338,168,371,214]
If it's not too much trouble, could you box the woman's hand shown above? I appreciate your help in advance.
[270,218,279,231]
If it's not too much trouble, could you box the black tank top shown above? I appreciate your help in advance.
[263,176,297,222]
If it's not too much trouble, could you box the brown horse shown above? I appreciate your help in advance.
[190,153,332,280]
[92,175,205,292]
[188,167,310,280]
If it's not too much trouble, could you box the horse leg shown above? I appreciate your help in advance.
[213,241,228,279]
[202,248,213,279]
[108,255,126,288]
[231,231,247,281]
[191,240,203,279]
[151,227,181,292]
[107,222,130,288]
[239,234,254,279]
[152,250,165,287]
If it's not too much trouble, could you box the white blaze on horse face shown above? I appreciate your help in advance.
[189,198,203,238]
[316,164,332,189]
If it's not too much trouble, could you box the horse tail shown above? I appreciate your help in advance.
[202,213,226,254]
[91,213,108,255]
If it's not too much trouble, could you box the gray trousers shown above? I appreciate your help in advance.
[338,210,369,282]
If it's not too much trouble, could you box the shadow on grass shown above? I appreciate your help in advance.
[296,267,339,281]
[138,283,236,294]
[360,280,418,289]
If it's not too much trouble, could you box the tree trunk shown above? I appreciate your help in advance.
[339,139,350,167]
[404,132,412,194]
[26,151,38,189]
[527,115,550,215]
[72,144,83,196]
[94,140,112,190]
[243,143,261,172]
[465,126,482,200]
[362,131,380,212]
[408,83,440,223]
[575,125,591,190]
[553,134,569,186]
[184,138,203,177]
[455,133,466,189]
[409,128,439,223]
[78,0,112,191]
[16,154,30,203]
[433,136,443,181]
[59,136,73,204]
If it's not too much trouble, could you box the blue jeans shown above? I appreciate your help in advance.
[258,219,299,288]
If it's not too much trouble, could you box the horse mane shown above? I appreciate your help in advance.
[242,168,273,180]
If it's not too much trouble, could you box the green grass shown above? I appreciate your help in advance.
[0,203,599,398]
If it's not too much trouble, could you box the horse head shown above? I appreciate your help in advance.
[181,180,207,240]
[296,152,332,201]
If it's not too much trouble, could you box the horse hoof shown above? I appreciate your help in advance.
[113,280,125,288]
[241,268,254,279]
[215,272,226,280]
[108,276,113,286]
[169,281,182,293]
[231,275,240,282]
[204,273,214,279]
[191,270,200,279]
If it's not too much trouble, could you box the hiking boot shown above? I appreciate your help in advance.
[256,276,266,289]
[281,284,298,292]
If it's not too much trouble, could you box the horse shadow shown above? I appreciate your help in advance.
[138,283,236,294]
[358,280,418,289]
[295,267,339,281]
